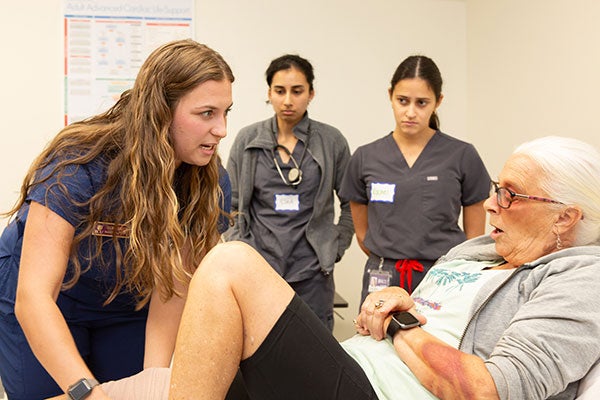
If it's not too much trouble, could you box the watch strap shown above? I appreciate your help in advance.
[386,317,402,338]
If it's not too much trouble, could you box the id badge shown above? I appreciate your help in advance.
[274,193,300,211]
[370,182,395,203]
[368,269,392,293]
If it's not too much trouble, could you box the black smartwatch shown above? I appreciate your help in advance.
[67,378,99,400]
[386,311,421,338]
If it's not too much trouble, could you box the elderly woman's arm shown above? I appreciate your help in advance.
[393,328,499,400]
[356,287,499,400]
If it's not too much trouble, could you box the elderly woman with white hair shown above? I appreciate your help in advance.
[52,136,600,400]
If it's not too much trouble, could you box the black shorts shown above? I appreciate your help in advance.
[238,294,379,400]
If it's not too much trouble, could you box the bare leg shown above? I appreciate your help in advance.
[168,241,295,400]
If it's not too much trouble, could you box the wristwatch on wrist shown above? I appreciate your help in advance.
[67,378,99,400]
[386,311,421,338]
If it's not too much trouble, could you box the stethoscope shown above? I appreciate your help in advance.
[272,144,304,186]
[271,121,311,187]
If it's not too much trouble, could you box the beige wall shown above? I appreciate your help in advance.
[196,0,468,339]
[0,0,468,340]
[466,0,600,179]
[1,0,598,340]
[0,1,64,215]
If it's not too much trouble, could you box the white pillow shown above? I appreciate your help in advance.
[576,360,600,399]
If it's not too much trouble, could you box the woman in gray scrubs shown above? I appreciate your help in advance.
[225,54,353,331]
[340,55,490,304]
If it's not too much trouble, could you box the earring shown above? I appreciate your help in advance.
[555,229,563,250]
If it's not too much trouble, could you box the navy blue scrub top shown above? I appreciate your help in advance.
[0,155,232,321]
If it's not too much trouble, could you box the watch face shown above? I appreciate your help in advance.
[69,379,92,400]
[395,312,420,327]
[387,311,420,338]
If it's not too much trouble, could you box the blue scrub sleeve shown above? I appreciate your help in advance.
[218,165,232,234]
[26,161,96,227]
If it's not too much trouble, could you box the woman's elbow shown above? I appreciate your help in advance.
[14,287,32,325]
[14,285,52,325]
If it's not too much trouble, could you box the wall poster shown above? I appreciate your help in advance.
[63,0,194,124]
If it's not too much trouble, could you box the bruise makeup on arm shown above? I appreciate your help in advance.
[397,332,499,400]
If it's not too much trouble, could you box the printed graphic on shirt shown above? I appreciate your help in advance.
[412,264,484,312]
[427,269,482,291]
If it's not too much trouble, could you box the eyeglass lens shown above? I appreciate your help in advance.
[491,182,511,208]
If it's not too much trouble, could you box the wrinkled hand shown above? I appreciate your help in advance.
[353,286,424,341]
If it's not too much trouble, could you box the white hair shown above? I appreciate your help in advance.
[513,136,600,246]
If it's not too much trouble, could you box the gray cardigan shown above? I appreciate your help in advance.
[224,115,354,274]
[439,235,600,400]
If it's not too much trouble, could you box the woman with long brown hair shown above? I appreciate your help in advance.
[0,39,234,400]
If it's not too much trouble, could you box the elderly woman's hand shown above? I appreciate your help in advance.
[353,286,424,341]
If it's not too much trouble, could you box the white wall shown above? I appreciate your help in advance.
[3,0,599,341]
[196,0,469,156]
[466,0,600,179]
[0,0,468,340]
[196,0,468,339]
[0,1,64,215]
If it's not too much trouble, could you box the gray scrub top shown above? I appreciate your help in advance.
[339,131,490,261]
[245,123,322,282]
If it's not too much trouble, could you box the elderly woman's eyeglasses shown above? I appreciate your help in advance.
[490,181,564,209]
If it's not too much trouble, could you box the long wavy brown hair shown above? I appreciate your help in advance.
[3,39,235,308]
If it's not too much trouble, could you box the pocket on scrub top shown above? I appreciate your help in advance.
[420,172,457,221]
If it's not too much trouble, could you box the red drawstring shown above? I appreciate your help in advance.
[395,259,424,294]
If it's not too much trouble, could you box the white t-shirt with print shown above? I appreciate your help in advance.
[341,260,512,400]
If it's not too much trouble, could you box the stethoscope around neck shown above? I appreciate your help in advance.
[272,144,303,186]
